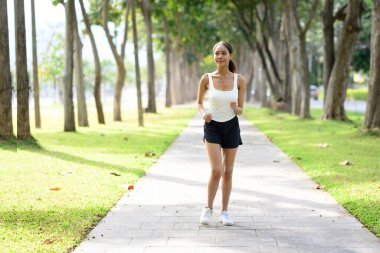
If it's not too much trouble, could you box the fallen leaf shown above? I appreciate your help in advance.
[42,239,55,245]
[50,187,61,191]
[339,160,353,165]
[128,185,134,190]
[318,143,329,148]
[315,184,324,190]
[110,172,121,176]
[273,160,280,163]
[145,152,156,157]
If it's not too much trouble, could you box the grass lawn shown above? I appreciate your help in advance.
[0,104,196,253]
[244,107,380,237]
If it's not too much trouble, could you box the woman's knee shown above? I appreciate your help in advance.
[211,168,223,179]
[223,168,233,179]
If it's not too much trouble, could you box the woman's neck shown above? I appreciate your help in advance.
[215,66,231,76]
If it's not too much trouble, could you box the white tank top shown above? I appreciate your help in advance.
[207,73,238,122]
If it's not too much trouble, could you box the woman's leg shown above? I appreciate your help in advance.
[205,141,223,209]
[221,148,238,211]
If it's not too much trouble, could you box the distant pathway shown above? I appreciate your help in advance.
[74,114,380,253]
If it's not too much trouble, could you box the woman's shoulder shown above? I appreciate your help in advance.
[236,73,246,83]
[200,73,210,83]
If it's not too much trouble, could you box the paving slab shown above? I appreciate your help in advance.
[74,114,380,253]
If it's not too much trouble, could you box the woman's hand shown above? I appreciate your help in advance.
[203,113,212,123]
[230,101,242,115]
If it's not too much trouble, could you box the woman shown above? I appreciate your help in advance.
[197,41,246,225]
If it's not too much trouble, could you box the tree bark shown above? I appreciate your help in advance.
[141,0,156,113]
[73,3,89,127]
[103,0,130,121]
[79,0,104,124]
[322,0,335,104]
[163,15,171,108]
[132,0,144,127]
[15,0,31,139]
[283,0,301,115]
[31,0,41,128]
[0,0,14,139]
[63,0,75,131]
[363,0,380,130]
[322,0,364,121]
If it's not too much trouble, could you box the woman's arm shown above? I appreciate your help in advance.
[197,74,212,123]
[231,74,246,116]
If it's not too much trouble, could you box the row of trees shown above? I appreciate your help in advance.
[0,0,379,141]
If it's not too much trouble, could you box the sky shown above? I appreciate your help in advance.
[7,0,139,67]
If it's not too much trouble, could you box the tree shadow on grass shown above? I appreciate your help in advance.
[17,142,145,176]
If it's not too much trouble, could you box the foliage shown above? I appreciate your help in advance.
[38,33,65,88]
[245,107,380,237]
[351,0,372,74]
[0,105,196,253]
[347,88,368,101]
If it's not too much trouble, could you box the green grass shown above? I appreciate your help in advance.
[244,107,380,237]
[0,105,196,253]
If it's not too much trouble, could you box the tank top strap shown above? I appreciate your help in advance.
[233,74,238,90]
[207,73,215,90]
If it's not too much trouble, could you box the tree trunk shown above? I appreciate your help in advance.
[132,0,144,127]
[63,0,75,131]
[31,0,41,128]
[15,0,31,139]
[141,0,156,113]
[103,0,130,121]
[163,15,171,108]
[322,0,335,104]
[73,3,89,127]
[363,0,380,130]
[299,33,311,118]
[283,0,302,115]
[79,0,105,124]
[0,0,14,139]
[322,0,363,121]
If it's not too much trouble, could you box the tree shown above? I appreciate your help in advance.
[363,0,380,130]
[322,0,335,104]
[73,2,89,127]
[62,0,76,131]
[283,0,318,118]
[31,0,41,128]
[132,0,144,126]
[102,0,131,121]
[322,0,364,120]
[140,0,156,113]
[0,0,14,139]
[231,0,284,103]
[163,14,171,108]
[79,0,105,124]
[15,0,32,139]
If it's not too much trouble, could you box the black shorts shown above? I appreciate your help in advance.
[203,116,243,149]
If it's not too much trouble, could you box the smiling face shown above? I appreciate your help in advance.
[213,44,231,67]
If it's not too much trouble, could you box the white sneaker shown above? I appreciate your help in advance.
[219,211,234,226]
[200,207,213,225]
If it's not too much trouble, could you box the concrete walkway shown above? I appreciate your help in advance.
[74,115,380,253]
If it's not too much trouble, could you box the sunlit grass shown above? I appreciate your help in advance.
[0,104,196,253]
[244,107,380,237]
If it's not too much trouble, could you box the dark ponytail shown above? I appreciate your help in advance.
[228,59,237,73]
[213,41,238,73]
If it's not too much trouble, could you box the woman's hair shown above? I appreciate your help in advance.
[213,41,237,73]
